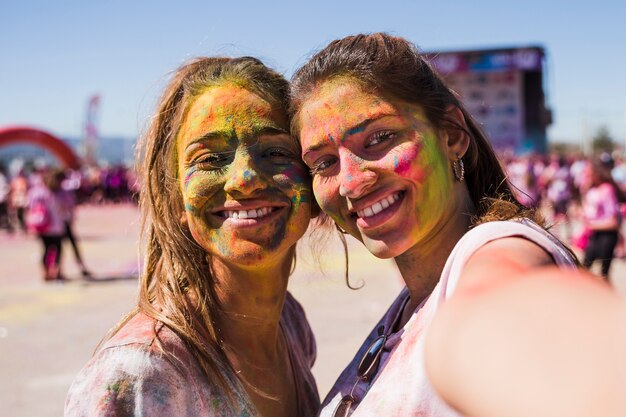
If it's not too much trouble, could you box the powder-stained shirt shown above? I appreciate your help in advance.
[65,292,319,417]
[319,219,577,417]
[583,183,620,225]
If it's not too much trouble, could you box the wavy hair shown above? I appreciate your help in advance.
[105,57,291,399]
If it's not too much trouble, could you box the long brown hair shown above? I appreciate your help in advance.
[290,33,541,225]
[106,57,292,398]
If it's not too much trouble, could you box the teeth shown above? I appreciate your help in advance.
[357,192,401,219]
[223,207,273,219]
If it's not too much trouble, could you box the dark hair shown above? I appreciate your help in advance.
[107,57,291,402]
[591,158,626,203]
[291,33,539,224]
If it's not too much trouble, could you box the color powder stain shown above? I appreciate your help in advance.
[184,202,200,215]
[183,166,198,191]
[242,170,252,181]
[212,398,221,410]
[344,124,365,141]
[394,142,423,177]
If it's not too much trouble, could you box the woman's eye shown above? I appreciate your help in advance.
[367,130,397,147]
[194,153,231,169]
[265,147,295,164]
[310,157,337,176]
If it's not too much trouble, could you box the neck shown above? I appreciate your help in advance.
[394,186,475,313]
[210,254,299,417]
[211,255,292,363]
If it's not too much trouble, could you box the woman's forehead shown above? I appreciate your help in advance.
[178,85,287,143]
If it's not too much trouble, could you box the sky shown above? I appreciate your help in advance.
[2,0,625,148]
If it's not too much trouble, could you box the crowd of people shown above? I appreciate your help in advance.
[0,163,139,281]
[504,151,626,278]
[0,163,138,231]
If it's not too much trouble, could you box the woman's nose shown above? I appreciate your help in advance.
[223,151,266,196]
[338,154,377,198]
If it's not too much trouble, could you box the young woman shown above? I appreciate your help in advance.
[582,159,625,279]
[65,57,319,417]
[291,33,626,417]
[27,169,66,281]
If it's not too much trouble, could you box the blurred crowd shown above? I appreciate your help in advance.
[1,151,625,281]
[504,151,626,278]
[0,163,139,281]
[0,164,139,232]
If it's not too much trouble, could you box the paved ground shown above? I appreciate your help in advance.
[0,203,624,416]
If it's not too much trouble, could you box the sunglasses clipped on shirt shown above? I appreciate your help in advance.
[332,325,387,417]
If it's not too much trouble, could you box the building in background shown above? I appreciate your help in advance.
[426,46,551,154]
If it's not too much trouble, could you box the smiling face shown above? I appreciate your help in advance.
[177,84,312,267]
[298,78,457,258]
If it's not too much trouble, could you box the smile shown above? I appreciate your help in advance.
[356,192,401,219]
[219,207,275,219]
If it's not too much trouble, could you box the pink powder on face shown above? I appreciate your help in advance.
[394,142,422,177]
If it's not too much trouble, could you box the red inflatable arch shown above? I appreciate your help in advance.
[0,126,81,169]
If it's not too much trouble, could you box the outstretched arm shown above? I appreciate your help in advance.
[425,237,626,417]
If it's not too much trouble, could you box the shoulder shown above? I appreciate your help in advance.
[439,219,576,299]
[65,314,208,416]
[459,219,574,266]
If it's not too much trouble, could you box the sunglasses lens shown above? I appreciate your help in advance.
[333,396,354,417]
[357,334,386,380]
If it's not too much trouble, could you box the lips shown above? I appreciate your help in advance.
[356,192,402,219]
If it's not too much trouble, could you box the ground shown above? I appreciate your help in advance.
[0,203,623,416]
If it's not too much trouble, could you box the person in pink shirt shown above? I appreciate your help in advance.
[292,33,626,417]
[27,169,67,281]
[65,57,319,417]
[582,160,625,279]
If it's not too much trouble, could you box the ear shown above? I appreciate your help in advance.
[180,211,188,226]
[442,105,470,160]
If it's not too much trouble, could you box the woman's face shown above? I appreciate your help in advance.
[177,84,312,267]
[298,78,456,259]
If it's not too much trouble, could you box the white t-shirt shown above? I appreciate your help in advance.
[320,219,577,417]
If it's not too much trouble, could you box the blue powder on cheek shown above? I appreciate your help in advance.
[242,170,252,181]
[394,154,399,169]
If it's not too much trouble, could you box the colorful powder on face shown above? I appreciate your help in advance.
[175,84,312,265]
[344,124,365,140]
[393,141,423,177]
[183,166,198,191]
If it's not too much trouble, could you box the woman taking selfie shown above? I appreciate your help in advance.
[65,57,319,417]
[292,33,626,417]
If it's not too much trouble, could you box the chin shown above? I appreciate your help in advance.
[362,239,405,259]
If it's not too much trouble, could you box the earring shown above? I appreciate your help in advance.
[452,153,465,182]
[335,222,348,234]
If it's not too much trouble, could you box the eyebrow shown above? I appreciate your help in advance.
[184,124,288,151]
[302,112,395,158]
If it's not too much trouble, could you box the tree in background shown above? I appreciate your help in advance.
[592,125,615,153]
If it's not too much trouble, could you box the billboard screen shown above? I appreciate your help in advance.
[426,47,548,153]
